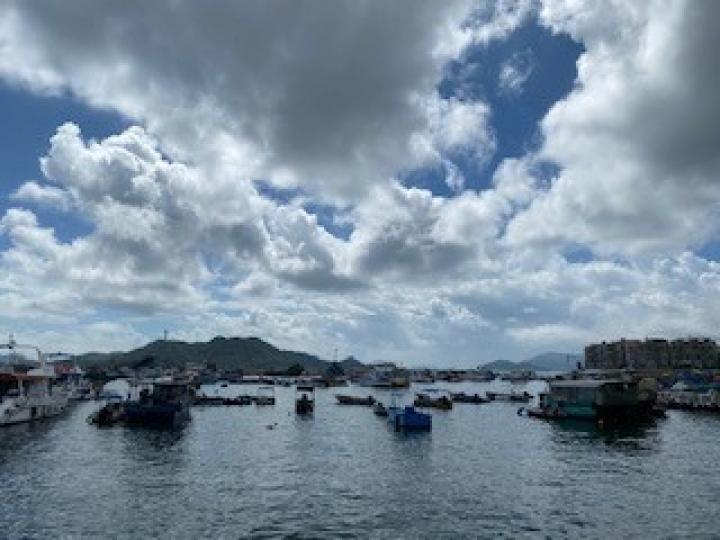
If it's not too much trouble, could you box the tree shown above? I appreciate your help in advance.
[286,363,305,376]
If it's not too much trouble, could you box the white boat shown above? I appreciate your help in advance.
[357,363,410,388]
[0,338,69,426]
[48,354,89,400]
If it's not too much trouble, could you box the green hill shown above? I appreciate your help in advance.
[75,336,363,374]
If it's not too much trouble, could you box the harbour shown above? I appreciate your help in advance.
[3,378,720,537]
[1,1,717,536]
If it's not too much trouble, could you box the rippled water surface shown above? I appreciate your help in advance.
[2,381,720,538]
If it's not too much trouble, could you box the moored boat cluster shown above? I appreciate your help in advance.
[8,336,720,435]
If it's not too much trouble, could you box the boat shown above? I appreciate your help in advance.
[410,370,436,384]
[87,401,125,427]
[124,380,192,427]
[295,385,315,415]
[98,389,125,401]
[413,389,453,410]
[357,363,410,388]
[373,401,388,417]
[193,395,227,405]
[254,386,276,405]
[335,394,375,406]
[486,390,532,402]
[222,395,252,405]
[49,356,88,400]
[451,391,490,404]
[388,405,432,431]
[193,394,252,405]
[500,370,536,382]
[466,369,496,382]
[526,379,659,423]
[658,388,720,411]
[1,338,69,427]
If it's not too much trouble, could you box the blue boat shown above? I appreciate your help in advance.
[388,405,432,431]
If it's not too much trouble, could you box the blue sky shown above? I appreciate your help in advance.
[404,17,583,197]
[0,15,583,233]
[1,1,718,364]
[0,82,129,247]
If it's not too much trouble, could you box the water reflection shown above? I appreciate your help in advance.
[0,415,61,461]
[3,383,720,538]
[548,417,662,450]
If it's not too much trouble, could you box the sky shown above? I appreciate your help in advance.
[1,0,720,366]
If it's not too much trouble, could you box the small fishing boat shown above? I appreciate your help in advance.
[124,380,192,428]
[335,394,375,406]
[486,390,532,402]
[193,395,226,405]
[194,394,252,405]
[500,370,536,382]
[254,386,276,406]
[87,401,125,427]
[222,395,253,405]
[388,405,432,431]
[451,392,490,404]
[357,363,410,388]
[373,401,388,417]
[295,385,315,415]
[414,389,453,410]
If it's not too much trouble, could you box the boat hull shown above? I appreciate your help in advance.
[451,392,489,404]
[296,401,314,415]
[336,395,375,406]
[124,402,190,427]
[0,397,68,426]
[413,397,452,410]
[527,402,659,423]
[388,406,432,431]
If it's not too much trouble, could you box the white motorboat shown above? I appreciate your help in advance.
[0,337,69,426]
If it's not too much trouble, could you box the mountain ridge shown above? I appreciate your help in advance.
[481,352,583,372]
[75,336,363,374]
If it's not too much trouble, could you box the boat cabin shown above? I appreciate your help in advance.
[0,372,54,400]
[138,381,192,406]
[541,379,642,419]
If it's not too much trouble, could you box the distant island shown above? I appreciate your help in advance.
[74,336,363,375]
[71,336,581,375]
[481,352,583,372]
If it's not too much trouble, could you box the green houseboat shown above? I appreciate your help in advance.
[531,379,655,422]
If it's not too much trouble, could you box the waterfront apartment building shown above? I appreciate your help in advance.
[585,337,719,370]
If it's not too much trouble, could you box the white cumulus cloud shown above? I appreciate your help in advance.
[1,1,720,365]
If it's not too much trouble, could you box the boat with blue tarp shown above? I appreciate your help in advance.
[388,405,432,431]
[387,393,431,431]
